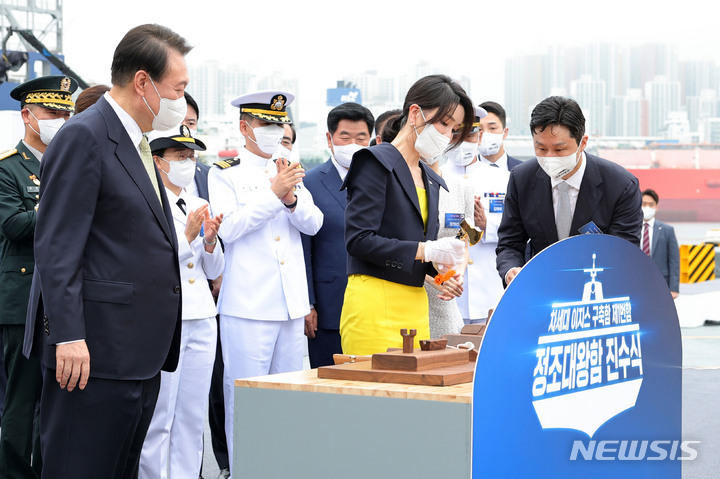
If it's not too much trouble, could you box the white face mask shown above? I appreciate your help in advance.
[331,139,364,169]
[642,206,656,221]
[414,108,450,163]
[28,110,65,146]
[445,140,478,167]
[189,128,198,138]
[159,156,196,188]
[537,146,582,180]
[142,78,187,131]
[478,131,504,157]
[272,145,293,161]
[246,122,285,155]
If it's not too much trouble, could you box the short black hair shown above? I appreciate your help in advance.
[529,96,585,145]
[287,124,296,144]
[385,75,474,149]
[642,188,659,204]
[327,102,374,136]
[185,92,199,120]
[111,24,192,87]
[479,101,507,128]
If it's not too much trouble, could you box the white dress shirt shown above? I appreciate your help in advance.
[479,151,509,170]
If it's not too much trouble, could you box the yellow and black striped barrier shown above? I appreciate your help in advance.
[680,244,716,283]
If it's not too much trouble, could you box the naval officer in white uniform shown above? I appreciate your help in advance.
[208,90,323,470]
[140,126,225,479]
[442,106,510,323]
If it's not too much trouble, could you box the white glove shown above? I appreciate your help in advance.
[423,237,465,268]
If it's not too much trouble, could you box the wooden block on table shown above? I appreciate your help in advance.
[317,360,475,387]
[371,348,469,371]
[460,324,486,335]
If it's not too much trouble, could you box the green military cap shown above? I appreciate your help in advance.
[10,75,79,112]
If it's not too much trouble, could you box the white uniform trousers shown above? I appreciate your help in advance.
[139,317,217,479]
[220,315,304,474]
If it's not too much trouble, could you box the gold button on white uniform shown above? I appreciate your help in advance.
[189,278,195,284]
[280,260,285,265]
[275,236,280,241]
[469,259,474,265]
[187,262,194,269]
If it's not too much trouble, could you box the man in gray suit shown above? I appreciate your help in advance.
[641,188,680,298]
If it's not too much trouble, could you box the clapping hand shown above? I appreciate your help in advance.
[185,204,209,244]
[271,158,304,204]
[203,212,223,247]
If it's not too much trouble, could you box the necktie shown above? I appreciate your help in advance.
[176,198,187,215]
[139,136,163,206]
[642,222,651,256]
[556,182,572,240]
[490,163,499,168]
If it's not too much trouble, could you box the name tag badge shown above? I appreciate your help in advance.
[26,185,39,193]
[579,221,603,235]
[489,198,504,214]
[445,213,465,228]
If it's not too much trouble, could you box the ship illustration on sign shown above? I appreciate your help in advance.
[531,254,644,438]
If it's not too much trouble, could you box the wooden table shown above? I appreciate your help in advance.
[234,369,473,478]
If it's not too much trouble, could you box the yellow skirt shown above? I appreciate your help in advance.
[340,274,430,356]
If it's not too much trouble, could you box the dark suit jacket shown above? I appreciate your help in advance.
[194,161,210,202]
[24,96,182,380]
[651,220,680,293]
[0,141,39,325]
[496,153,642,282]
[301,159,347,330]
[507,154,522,171]
[342,143,446,287]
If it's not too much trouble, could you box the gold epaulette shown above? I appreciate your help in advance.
[0,148,17,161]
[214,158,240,169]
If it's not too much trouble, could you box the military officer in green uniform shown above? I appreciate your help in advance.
[0,75,77,478]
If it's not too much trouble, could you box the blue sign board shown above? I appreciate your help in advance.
[326,88,362,107]
[473,235,683,477]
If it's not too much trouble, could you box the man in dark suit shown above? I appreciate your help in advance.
[478,101,521,170]
[302,102,374,368]
[23,24,190,478]
[641,188,680,298]
[0,75,77,479]
[496,96,642,285]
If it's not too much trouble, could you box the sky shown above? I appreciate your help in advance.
[9,0,720,122]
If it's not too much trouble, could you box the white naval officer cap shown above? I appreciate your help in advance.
[230,90,295,124]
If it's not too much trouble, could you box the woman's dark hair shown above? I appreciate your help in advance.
[380,112,402,143]
[74,84,110,114]
[384,75,474,149]
[529,96,586,145]
[111,24,192,87]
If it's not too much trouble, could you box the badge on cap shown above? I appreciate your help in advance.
[180,124,191,138]
[60,77,72,92]
[271,95,286,112]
